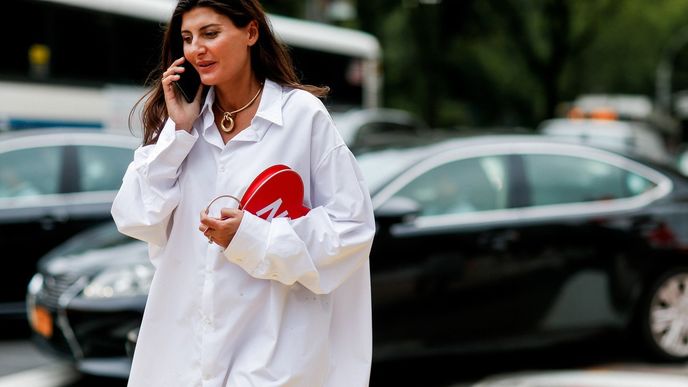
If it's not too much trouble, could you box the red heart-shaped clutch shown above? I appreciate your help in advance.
[241,164,310,221]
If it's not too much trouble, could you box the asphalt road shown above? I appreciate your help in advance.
[2,334,688,387]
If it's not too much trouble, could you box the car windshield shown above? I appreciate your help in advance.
[356,148,425,194]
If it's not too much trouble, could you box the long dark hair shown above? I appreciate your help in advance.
[132,0,329,145]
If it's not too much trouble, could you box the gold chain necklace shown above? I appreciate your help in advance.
[214,85,263,133]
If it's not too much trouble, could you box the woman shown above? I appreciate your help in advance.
[111,1,375,386]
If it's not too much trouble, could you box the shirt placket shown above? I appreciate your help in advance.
[199,143,224,386]
[200,242,215,385]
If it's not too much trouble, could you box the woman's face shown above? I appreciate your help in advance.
[180,7,258,87]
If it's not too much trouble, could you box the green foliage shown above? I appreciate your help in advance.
[355,0,688,129]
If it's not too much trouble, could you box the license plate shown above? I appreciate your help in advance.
[30,306,53,338]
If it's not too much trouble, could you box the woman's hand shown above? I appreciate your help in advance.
[199,208,244,249]
[161,57,203,132]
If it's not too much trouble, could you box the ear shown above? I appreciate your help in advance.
[247,20,259,47]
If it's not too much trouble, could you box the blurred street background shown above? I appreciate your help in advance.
[4,0,688,386]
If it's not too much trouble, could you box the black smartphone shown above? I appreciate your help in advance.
[174,60,201,103]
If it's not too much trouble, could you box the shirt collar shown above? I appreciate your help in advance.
[198,79,283,143]
[199,87,216,135]
[254,79,284,127]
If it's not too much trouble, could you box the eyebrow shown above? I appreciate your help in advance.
[181,23,222,34]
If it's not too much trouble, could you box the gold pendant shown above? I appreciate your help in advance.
[220,112,235,133]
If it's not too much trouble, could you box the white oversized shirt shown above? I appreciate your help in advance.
[111,80,375,387]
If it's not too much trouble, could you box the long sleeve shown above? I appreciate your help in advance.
[223,145,375,295]
[111,118,198,247]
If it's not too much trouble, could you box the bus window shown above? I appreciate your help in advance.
[0,0,381,132]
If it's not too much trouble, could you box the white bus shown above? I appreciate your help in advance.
[1,0,381,132]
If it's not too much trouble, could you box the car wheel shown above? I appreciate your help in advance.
[639,267,688,362]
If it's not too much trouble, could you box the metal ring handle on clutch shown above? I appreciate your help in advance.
[204,195,242,244]
[205,194,242,214]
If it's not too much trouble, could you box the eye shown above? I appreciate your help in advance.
[205,31,219,38]
[182,35,192,44]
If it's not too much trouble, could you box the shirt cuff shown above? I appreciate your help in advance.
[154,118,197,162]
[135,118,198,176]
[223,211,269,274]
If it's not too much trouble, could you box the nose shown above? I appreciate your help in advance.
[186,37,207,59]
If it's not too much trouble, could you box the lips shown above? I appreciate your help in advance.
[197,61,216,69]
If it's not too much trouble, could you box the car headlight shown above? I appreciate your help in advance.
[82,264,154,299]
[27,273,44,296]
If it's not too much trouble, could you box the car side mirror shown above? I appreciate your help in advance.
[374,196,421,231]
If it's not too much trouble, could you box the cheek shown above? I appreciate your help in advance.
[183,44,193,59]
[216,38,250,60]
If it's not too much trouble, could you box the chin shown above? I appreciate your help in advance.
[200,77,218,86]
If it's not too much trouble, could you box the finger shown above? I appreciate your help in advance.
[162,73,180,86]
[161,71,182,92]
[162,58,186,79]
[166,65,185,76]
[162,64,187,79]
[199,210,211,225]
[162,69,183,80]
[200,209,219,225]
[201,216,222,229]
[220,208,241,219]
[198,224,209,233]
[200,208,215,222]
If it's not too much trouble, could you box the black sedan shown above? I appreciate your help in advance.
[27,134,688,378]
[0,129,137,327]
[26,222,148,376]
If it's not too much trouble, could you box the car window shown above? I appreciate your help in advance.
[357,148,426,194]
[391,156,509,216]
[523,154,656,206]
[77,145,133,192]
[0,146,61,198]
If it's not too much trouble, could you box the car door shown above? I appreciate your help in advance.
[512,150,664,332]
[0,144,67,311]
[371,152,527,354]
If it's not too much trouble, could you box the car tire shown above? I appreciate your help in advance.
[638,267,688,362]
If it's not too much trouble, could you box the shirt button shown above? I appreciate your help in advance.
[219,166,226,173]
